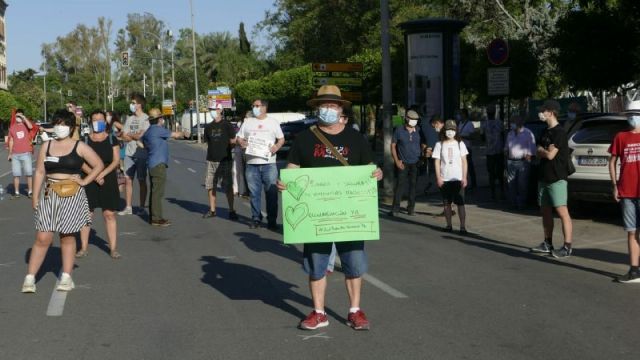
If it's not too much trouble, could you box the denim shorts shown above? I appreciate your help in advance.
[11,152,33,177]
[124,155,148,180]
[303,241,368,280]
[621,198,640,232]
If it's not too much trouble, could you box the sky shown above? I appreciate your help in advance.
[5,0,275,73]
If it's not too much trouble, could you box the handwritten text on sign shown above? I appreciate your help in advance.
[281,165,380,244]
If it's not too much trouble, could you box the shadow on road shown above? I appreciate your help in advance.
[166,197,209,215]
[199,255,313,321]
[236,231,300,263]
[445,233,619,279]
[24,247,78,282]
[574,248,628,266]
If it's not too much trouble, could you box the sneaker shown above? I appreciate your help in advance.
[75,249,88,258]
[347,310,370,330]
[228,211,238,221]
[530,241,554,254]
[21,274,36,293]
[387,210,397,217]
[151,219,172,227]
[249,220,260,229]
[407,209,416,216]
[10,193,20,200]
[27,192,33,199]
[299,311,329,330]
[118,206,133,216]
[551,245,572,259]
[56,273,75,291]
[617,270,640,284]
[202,210,216,218]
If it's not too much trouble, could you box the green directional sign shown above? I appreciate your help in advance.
[313,77,363,87]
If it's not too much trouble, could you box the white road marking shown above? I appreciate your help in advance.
[46,275,69,317]
[0,170,11,178]
[119,232,138,236]
[174,159,181,164]
[187,168,197,173]
[0,261,15,267]
[362,273,409,298]
[298,332,331,340]
[334,259,408,299]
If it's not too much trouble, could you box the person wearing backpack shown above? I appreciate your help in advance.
[433,120,469,234]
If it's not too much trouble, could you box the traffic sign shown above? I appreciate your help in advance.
[312,62,363,73]
[487,67,510,96]
[313,77,363,87]
[341,91,363,102]
[487,39,509,66]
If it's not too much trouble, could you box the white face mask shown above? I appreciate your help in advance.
[54,125,71,139]
[16,117,23,123]
[538,112,547,122]
[106,115,112,123]
[445,130,456,139]
[252,106,262,117]
[130,103,137,113]
[407,119,418,127]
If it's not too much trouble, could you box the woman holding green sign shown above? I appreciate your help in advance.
[277,85,383,331]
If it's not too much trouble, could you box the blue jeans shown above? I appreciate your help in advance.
[506,159,530,208]
[11,152,33,177]
[621,198,640,232]
[245,163,279,223]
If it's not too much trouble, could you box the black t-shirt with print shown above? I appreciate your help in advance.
[288,126,373,167]
[204,120,236,162]
[539,124,569,183]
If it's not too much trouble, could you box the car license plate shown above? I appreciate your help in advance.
[577,156,608,166]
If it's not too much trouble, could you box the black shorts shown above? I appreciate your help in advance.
[440,180,465,205]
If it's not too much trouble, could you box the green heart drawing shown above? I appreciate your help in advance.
[285,203,309,230]
[286,175,310,201]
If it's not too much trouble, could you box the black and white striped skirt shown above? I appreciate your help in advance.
[34,186,92,234]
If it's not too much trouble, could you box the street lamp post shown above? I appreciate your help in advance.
[189,0,202,143]
[142,31,167,102]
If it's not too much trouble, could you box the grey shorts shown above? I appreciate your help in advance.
[124,155,148,180]
[205,161,232,190]
[621,198,640,232]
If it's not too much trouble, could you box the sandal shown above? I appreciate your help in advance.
[110,250,121,259]
[75,249,88,258]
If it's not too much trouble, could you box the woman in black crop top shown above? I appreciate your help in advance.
[21,109,104,294]
[78,110,122,259]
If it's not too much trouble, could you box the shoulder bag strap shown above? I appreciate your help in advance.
[310,125,349,166]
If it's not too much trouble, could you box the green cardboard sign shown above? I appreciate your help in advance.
[281,165,380,244]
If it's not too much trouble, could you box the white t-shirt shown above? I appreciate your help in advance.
[123,113,150,157]
[237,116,284,164]
[432,140,469,181]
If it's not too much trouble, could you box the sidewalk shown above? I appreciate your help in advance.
[382,143,629,279]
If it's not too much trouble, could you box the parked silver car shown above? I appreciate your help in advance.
[567,114,627,203]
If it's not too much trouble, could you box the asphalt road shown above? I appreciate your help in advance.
[0,140,638,360]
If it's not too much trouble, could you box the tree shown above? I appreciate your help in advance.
[552,8,639,93]
[239,22,251,54]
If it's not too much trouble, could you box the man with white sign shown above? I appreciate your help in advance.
[236,99,284,229]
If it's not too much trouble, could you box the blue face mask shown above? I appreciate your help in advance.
[210,110,218,120]
[92,121,107,133]
[252,107,261,117]
[628,115,640,128]
[318,107,339,125]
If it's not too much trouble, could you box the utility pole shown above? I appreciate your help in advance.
[143,73,147,98]
[380,0,394,199]
[190,0,202,143]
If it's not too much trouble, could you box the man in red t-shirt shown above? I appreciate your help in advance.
[7,109,36,198]
[609,100,640,283]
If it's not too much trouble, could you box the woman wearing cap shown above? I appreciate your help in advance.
[77,110,122,259]
[22,109,104,293]
[433,119,469,234]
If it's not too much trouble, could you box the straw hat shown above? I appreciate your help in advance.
[307,85,352,107]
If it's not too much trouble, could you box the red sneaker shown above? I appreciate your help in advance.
[347,310,370,330]
[299,311,329,330]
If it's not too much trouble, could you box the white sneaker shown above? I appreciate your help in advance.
[118,206,133,216]
[21,274,36,293]
[56,272,75,291]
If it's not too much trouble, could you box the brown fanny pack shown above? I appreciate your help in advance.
[48,179,81,198]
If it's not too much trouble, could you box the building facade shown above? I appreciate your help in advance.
[0,1,7,91]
